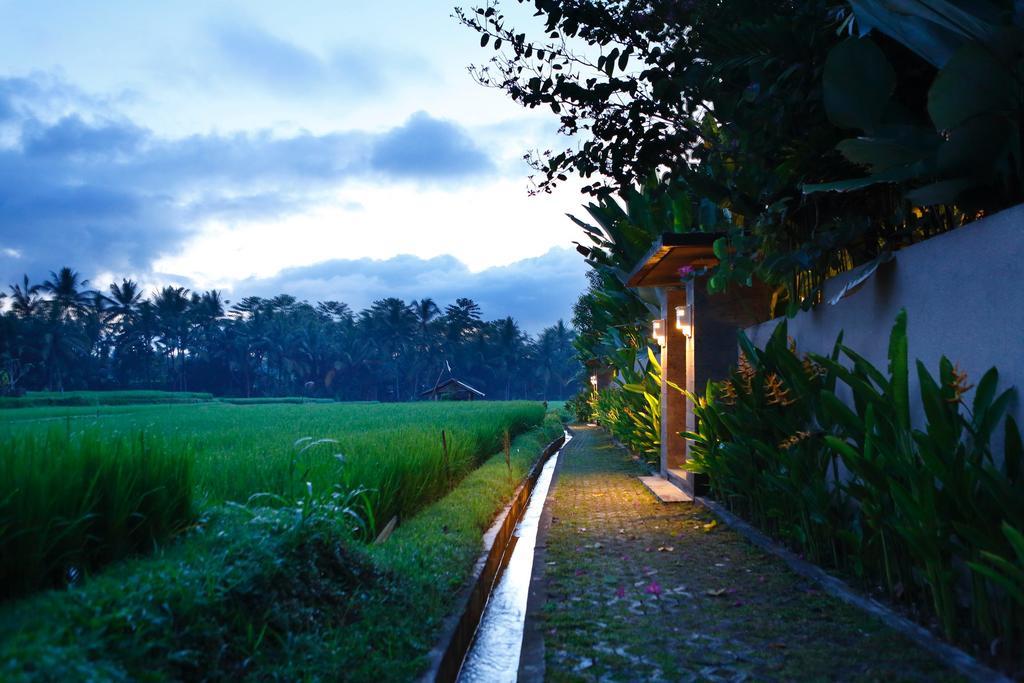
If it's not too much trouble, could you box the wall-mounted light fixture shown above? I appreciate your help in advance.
[652,318,666,347]
[674,304,692,338]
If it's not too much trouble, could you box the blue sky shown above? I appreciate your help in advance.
[0,1,588,331]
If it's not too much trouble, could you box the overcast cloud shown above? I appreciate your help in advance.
[0,6,587,333]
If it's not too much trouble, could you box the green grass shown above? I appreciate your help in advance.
[0,390,215,409]
[0,428,193,599]
[0,413,566,681]
[215,396,337,405]
[0,400,546,602]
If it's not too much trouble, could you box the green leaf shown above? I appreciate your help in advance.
[836,134,934,172]
[1005,417,1022,480]
[803,163,926,194]
[823,37,896,130]
[905,178,976,206]
[887,309,910,431]
[928,42,1014,130]
[936,114,1014,176]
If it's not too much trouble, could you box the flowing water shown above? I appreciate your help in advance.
[458,430,572,682]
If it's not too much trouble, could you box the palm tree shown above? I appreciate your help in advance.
[8,276,41,318]
[410,298,441,394]
[105,279,143,328]
[41,267,91,321]
[494,316,525,399]
[362,298,417,400]
[153,286,191,390]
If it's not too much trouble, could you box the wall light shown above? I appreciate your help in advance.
[674,304,692,338]
[652,318,666,347]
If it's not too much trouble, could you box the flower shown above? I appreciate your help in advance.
[645,580,662,597]
[616,585,626,599]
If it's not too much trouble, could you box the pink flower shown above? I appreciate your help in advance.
[645,580,662,597]
[616,585,626,599]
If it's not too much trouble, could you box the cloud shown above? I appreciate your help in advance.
[371,111,494,179]
[237,247,587,333]
[0,74,498,285]
[211,23,433,97]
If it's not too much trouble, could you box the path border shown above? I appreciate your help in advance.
[695,495,1012,683]
[517,427,574,682]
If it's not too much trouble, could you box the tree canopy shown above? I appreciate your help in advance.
[460,0,1024,311]
[0,268,579,401]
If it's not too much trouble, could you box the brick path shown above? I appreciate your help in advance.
[522,425,960,682]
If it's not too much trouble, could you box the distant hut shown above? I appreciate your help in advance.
[420,361,485,402]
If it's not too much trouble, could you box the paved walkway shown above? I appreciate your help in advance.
[521,425,960,682]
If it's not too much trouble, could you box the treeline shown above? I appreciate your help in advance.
[0,267,580,401]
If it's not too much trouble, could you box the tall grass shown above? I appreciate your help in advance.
[0,390,214,409]
[0,401,546,600]
[0,428,193,599]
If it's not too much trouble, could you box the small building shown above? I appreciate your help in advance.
[420,377,485,401]
[420,362,485,401]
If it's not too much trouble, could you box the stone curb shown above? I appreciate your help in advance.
[695,495,1012,683]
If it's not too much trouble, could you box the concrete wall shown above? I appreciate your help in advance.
[745,203,1024,448]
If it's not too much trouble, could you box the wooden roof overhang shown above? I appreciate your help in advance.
[625,233,721,289]
[625,232,773,327]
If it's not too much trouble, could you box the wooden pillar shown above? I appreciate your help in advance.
[659,287,688,478]
[681,276,742,493]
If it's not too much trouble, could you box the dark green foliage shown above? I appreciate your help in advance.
[688,311,1024,668]
[809,2,1024,210]
[462,1,1022,316]
[565,388,595,422]
[2,271,580,402]
[0,428,193,600]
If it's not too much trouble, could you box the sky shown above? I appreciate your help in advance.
[0,1,590,332]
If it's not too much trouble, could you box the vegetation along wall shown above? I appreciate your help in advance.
[745,202,1024,453]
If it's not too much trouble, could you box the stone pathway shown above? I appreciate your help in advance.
[521,425,961,682]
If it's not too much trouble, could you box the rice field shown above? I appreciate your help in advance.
[0,400,546,599]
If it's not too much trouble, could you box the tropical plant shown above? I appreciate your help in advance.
[688,310,1024,664]
[807,1,1024,210]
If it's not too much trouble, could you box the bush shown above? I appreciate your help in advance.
[565,390,595,422]
[687,311,1024,668]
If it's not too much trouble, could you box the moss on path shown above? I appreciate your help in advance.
[527,425,960,682]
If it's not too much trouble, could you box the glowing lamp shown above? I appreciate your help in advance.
[652,318,666,346]
[675,305,692,338]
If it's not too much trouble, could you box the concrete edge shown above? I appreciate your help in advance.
[517,426,575,682]
[695,495,1012,683]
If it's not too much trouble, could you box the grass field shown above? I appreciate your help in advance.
[0,400,546,599]
[0,390,215,409]
[0,413,565,680]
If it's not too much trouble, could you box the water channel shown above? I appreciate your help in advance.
[457,430,572,682]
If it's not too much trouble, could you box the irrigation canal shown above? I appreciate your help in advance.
[456,430,572,682]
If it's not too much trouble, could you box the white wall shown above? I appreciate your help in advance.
[745,203,1024,452]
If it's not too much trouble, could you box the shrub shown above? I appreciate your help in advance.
[687,311,1024,667]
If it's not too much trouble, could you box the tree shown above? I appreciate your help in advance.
[41,267,92,321]
[3,267,581,400]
